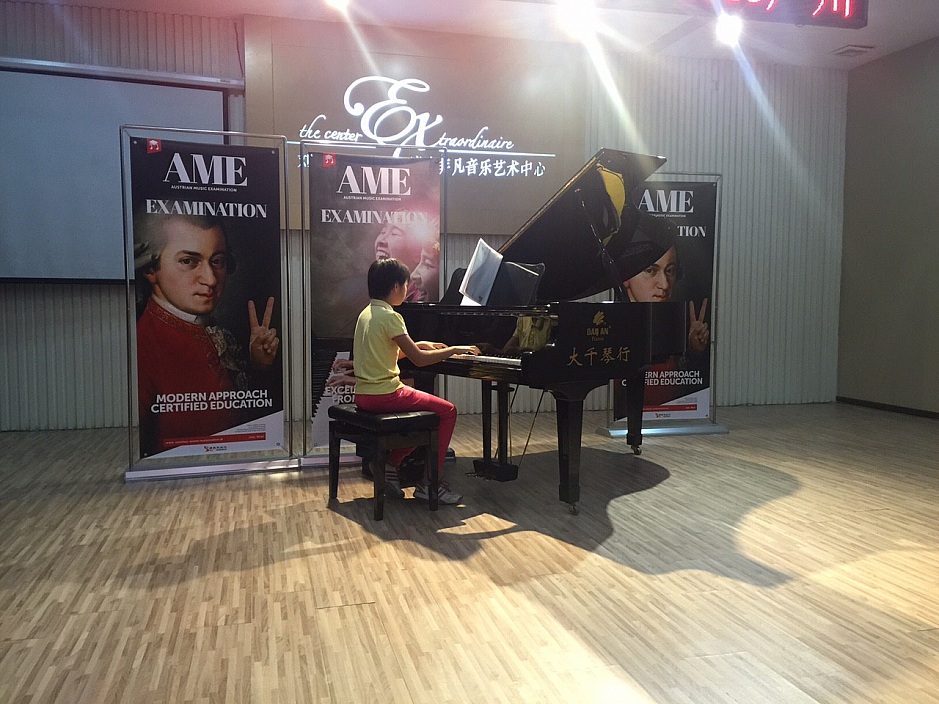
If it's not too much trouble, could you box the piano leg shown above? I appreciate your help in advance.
[497,382,511,469]
[553,393,582,512]
[481,380,493,462]
[623,370,646,455]
[472,380,519,482]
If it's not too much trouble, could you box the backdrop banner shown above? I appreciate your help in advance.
[130,138,285,460]
[612,179,718,423]
[306,152,441,453]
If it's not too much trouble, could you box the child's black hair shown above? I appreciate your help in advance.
[367,258,411,299]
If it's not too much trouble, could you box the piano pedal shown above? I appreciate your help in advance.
[471,458,519,482]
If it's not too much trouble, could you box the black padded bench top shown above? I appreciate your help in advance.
[327,403,439,432]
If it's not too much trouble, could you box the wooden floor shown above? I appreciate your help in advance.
[1,404,937,704]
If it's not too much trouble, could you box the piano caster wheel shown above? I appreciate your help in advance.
[631,445,642,455]
[569,503,579,515]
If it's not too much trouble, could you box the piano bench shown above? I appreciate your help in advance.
[327,403,440,520]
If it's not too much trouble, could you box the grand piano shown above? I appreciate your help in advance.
[400,148,687,512]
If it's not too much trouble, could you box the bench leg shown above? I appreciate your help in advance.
[369,454,386,521]
[328,425,341,500]
[427,430,439,512]
[326,417,440,518]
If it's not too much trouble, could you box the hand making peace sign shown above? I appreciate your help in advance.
[248,297,280,368]
[688,298,709,353]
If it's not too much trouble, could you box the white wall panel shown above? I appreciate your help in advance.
[839,39,939,414]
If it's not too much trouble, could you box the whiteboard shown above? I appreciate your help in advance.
[0,71,224,280]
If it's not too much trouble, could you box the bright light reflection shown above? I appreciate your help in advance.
[328,4,382,79]
[584,39,650,154]
[559,1,651,154]
[715,12,743,47]
[727,42,814,197]
[555,0,600,41]
[325,0,350,13]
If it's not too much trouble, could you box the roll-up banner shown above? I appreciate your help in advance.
[304,151,441,456]
[611,177,722,430]
[128,137,287,466]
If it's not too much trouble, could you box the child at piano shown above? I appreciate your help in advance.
[353,258,480,504]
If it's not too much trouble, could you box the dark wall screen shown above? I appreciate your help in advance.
[0,71,224,280]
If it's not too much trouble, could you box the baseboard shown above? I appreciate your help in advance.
[837,396,939,420]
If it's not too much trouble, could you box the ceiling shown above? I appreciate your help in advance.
[48,0,939,70]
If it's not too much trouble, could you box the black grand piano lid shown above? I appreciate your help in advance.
[498,148,667,303]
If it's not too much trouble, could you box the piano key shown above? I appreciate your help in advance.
[450,353,521,367]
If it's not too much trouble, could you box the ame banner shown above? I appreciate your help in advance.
[306,152,441,451]
[130,138,285,460]
[613,179,718,423]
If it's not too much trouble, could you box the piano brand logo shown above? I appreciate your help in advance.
[163,153,248,187]
[638,189,694,214]
[586,311,611,340]
[337,166,411,196]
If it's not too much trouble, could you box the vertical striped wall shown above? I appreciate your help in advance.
[0,0,241,79]
[0,3,847,429]
[0,1,244,430]
[0,283,128,429]
[588,55,846,407]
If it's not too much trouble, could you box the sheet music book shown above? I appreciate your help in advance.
[459,238,502,306]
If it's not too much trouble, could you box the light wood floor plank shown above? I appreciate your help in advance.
[1,403,938,703]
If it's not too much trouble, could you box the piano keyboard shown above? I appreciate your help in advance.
[451,353,522,367]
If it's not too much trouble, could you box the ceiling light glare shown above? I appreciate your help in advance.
[715,12,743,47]
[556,0,599,41]
[325,0,350,13]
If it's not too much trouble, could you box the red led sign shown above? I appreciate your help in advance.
[712,0,868,29]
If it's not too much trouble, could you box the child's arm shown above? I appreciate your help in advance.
[394,340,445,360]
[394,334,479,368]
[415,341,447,351]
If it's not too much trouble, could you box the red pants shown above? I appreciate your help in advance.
[355,385,456,469]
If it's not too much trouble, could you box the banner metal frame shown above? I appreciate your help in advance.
[121,126,294,481]
[601,171,728,439]
[298,143,448,467]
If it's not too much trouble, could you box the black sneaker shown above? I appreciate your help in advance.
[383,464,404,499]
[397,450,426,486]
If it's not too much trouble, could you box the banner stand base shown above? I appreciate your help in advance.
[299,451,359,469]
[597,420,728,439]
[125,458,298,482]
